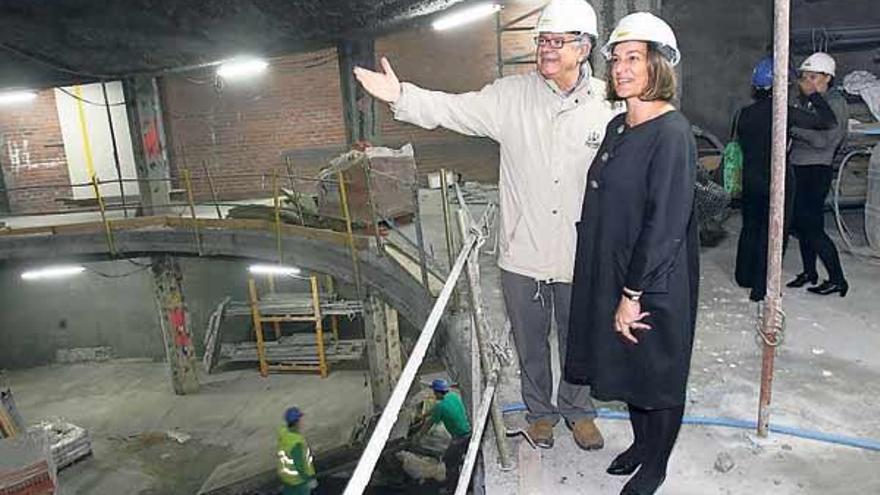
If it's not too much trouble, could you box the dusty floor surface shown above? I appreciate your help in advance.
[470,205,880,494]
[3,361,372,494]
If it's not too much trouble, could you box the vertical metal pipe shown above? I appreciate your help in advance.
[200,160,223,219]
[758,0,790,438]
[361,158,384,254]
[338,171,363,298]
[411,170,430,290]
[272,169,283,264]
[456,209,513,470]
[182,168,202,256]
[440,168,458,309]
[91,174,116,256]
[101,81,127,218]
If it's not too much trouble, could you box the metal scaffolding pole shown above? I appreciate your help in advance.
[757,0,790,438]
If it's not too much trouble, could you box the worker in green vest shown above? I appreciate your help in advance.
[276,406,317,495]
[418,379,472,491]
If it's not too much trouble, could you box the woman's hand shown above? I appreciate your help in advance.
[614,296,651,344]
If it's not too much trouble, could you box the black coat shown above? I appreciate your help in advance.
[565,111,700,409]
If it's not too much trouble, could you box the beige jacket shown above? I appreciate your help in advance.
[393,70,620,282]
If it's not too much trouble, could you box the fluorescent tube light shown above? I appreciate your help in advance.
[21,265,85,281]
[217,58,269,79]
[0,91,37,105]
[248,264,301,276]
[433,3,501,31]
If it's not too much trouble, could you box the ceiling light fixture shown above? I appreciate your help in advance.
[0,91,37,105]
[21,265,86,281]
[248,264,301,276]
[216,58,269,79]
[432,3,501,31]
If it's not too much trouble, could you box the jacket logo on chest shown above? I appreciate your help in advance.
[585,130,602,149]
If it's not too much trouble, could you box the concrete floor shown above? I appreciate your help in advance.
[477,210,880,494]
[3,360,372,494]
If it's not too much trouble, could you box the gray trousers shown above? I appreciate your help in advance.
[501,269,596,424]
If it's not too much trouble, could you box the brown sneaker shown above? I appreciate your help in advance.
[526,419,555,449]
[570,418,604,451]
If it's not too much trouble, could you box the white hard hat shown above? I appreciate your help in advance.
[799,52,835,77]
[601,12,681,66]
[535,0,598,38]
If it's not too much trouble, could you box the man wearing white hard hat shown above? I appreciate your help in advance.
[353,0,619,451]
[787,52,850,297]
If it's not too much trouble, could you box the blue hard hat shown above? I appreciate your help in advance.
[430,379,450,393]
[285,407,303,424]
[752,56,774,89]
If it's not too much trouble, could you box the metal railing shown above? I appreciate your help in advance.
[343,195,512,495]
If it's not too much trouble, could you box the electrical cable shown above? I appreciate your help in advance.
[56,87,126,107]
[84,263,152,279]
[500,403,880,452]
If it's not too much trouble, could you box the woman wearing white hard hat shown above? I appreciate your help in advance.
[787,52,850,296]
[565,12,698,495]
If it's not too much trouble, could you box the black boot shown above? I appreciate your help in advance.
[619,405,684,495]
[607,405,647,476]
[807,279,849,297]
[786,272,818,288]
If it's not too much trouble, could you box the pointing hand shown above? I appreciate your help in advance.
[353,56,402,104]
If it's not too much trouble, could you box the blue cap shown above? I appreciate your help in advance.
[430,379,450,393]
[285,407,303,424]
[752,56,774,89]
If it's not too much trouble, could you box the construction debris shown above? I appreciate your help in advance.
[714,451,736,473]
[0,430,56,495]
[395,451,446,483]
[55,346,112,364]
[318,144,417,225]
[28,421,92,470]
[0,389,25,439]
[219,335,365,365]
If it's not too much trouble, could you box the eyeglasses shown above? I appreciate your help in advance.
[533,36,583,49]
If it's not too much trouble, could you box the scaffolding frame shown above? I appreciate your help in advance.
[248,275,330,378]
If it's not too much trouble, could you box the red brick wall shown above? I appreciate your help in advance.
[0,89,72,214]
[162,49,347,200]
[0,2,546,210]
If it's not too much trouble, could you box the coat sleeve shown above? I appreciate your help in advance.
[789,92,837,130]
[624,126,696,292]
[790,92,849,149]
[391,80,506,141]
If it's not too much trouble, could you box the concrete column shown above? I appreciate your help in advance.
[337,39,378,146]
[151,255,199,395]
[363,294,390,410]
[384,303,402,386]
[123,76,172,216]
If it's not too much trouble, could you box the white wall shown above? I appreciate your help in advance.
[54,82,139,199]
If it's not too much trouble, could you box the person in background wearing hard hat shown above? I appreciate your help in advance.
[565,13,697,495]
[734,55,838,302]
[416,379,471,492]
[787,52,850,297]
[277,407,317,495]
[353,0,617,453]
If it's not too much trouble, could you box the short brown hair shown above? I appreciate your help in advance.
[606,42,677,102]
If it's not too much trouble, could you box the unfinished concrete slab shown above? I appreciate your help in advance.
[476,211,880,494]
[3,359,372,494]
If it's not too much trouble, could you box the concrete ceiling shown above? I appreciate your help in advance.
[0,0,465,90]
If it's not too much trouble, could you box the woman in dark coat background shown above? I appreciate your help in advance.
[564,12,699,495]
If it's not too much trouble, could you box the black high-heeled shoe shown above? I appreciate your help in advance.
[606,446,642,476]
[620,471,666,495]
[807,280,849,297]
[786,272,818,288]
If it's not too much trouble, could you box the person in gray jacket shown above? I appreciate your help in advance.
[787,52,850,297]
[353,0,620,450]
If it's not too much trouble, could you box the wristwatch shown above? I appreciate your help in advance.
[622,287,643,302]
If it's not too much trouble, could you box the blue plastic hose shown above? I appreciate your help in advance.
[500,403,880,452]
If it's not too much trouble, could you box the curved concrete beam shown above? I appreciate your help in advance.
[0,218,433,328]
